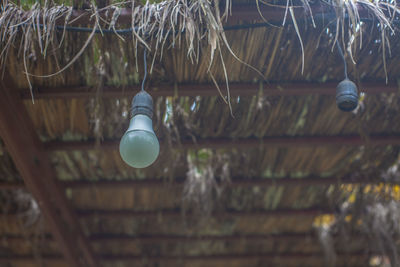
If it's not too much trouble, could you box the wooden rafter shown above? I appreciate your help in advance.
[0,77,98,267]
[0,252,369,265]
[0,207,332,219]
[20,81,396,99]
[87,232,364,243]
[0,175,391,190]
[59,176,396,188]
[77,208,331,218]
[100,252,368,262]
[44,135,400,151]
[0,232,358,242]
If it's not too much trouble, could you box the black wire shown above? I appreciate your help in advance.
[141,49,147,92]
[336,42,348,80]
[54,25,135,34]
[51,22,277,34]
[42,16,400,35]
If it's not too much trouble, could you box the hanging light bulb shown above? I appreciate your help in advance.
[335,43,359,112]
[119,49,159,168]
[119,91,159,168]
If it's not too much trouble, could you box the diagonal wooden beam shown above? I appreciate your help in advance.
[0,77,98,267]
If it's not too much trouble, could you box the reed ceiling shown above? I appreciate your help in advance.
[1,0,400,266]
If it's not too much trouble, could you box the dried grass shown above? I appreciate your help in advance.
[1,0,398,105]
[1,0,253,109]
[257,0,400,82]
[182,149,230,218]
[317,177,400,267]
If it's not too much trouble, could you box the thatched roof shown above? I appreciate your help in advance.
[1,0,400,266]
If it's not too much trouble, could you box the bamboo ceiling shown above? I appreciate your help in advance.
[1,0,400,266]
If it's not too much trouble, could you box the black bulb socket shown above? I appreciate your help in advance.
[131,91,153,118]
[336,79,359,112]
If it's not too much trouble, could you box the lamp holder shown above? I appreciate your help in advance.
[336,79,358,112]
[131,91,153,118]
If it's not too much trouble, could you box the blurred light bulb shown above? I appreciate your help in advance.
[119,91,159,168]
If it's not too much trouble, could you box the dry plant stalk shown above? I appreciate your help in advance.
[0,0,251,108]
[0,0,399,102]
[183,150,230,218]
[0,189,41,227]
[316,182,400,267]
[257,0,400,81]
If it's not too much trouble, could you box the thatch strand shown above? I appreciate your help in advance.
[316,178,400,267]
[1,0,399,103]
[256,0,400,81]
[0,0,235,66]
[317,226,337,267]
[182,150,230,218]
[0,0,259,109]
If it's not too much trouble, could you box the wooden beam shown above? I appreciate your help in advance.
[0,77,98,267]
[0,176,389,190]
[0,208,330,221]
[20,82,396,99]
[90,233,313,242]
[98,252,367,262]
[61,176,389,189]
[44,135,400,152]
[88,232,361,243]
[0,252,368,264]
[2,232,364,243]
[77,208,331,219]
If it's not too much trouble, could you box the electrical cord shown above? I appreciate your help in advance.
[50,22,278,34]
[53,24,135,34]
[39,15,400,35]
[141,49,147,91]
[336,42,348,80]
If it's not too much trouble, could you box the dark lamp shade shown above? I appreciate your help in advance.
[336,79,359,112]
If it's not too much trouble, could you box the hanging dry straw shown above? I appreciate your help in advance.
[182,149,230,218]
[316,180,400,267]
[1,0,399,105]
[0,0,261,110]
[256,0,400,80]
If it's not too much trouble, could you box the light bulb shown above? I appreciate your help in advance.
[119,92,159,168]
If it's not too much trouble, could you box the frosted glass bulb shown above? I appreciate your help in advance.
[119,114,159,168]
